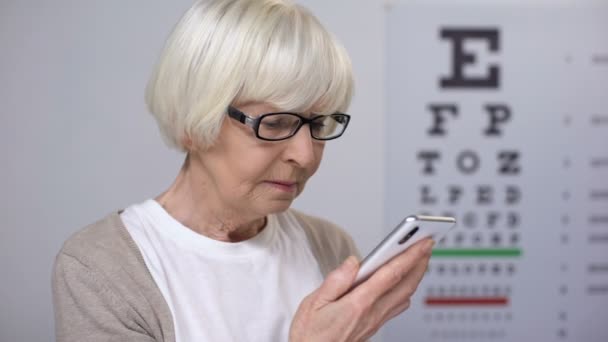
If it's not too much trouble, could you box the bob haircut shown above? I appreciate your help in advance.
[145,0,354,151]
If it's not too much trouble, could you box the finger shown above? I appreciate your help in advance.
[315,255,359,305]
[374,250,432,319]
[345,257,427,342]
[384,297,412,323]
[353,238,434,300]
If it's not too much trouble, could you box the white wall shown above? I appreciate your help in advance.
[0,1,385,340]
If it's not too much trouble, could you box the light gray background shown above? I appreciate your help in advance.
[1,1,384,340]
[0,0,602,341]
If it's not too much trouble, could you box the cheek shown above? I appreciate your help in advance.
[307,144,326,176]
[228,150,277,187]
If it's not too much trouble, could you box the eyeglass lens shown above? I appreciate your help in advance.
[257,113,347,140]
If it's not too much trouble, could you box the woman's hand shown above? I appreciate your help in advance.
[289,238,434,342]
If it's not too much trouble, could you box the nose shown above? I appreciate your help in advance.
[283,125,318,168]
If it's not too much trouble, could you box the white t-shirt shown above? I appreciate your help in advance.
[120,199,325,342]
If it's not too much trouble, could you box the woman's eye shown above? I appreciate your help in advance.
[311,121,326,131]
[262,118,289,130]
[333,115,346,124]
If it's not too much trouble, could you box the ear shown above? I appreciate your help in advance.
[182,134,208,154]
[181,134,194,151]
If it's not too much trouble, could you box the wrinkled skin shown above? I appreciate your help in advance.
[290,238,434,342]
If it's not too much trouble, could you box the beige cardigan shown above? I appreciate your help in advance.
[52,209,360,342]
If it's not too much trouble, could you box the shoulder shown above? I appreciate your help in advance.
[286,208,353,245]
[58,212,134,266]
[53,212,175,341]
[54,211,153,294]
[284,208,361,275]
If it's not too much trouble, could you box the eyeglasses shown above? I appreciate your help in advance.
[227,106,351,141]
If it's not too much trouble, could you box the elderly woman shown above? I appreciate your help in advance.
[52,0,434,341]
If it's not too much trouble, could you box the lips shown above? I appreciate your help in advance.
[265,180,298,192]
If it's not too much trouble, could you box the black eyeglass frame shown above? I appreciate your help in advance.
[227,106,351,141]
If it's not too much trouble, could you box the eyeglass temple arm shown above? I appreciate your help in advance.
[227,107,256,126]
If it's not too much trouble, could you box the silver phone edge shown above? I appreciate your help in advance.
[351,215,456,289]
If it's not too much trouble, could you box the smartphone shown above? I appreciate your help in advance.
[352,215,456,288]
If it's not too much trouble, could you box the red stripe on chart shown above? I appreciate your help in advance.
[425,297,509,306]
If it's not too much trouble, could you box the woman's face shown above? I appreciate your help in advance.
[191,102,326,218]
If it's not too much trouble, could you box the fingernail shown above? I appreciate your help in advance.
[344,256,358,270]
[424,239,435,253]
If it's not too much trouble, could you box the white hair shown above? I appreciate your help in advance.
[145,0,354,151]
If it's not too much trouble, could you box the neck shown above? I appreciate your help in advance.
[155,155,266,242]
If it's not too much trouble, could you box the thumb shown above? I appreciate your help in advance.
[315,256,359,305]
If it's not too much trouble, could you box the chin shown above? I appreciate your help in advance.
[263,198,295,215]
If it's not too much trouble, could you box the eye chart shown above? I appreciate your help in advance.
[383,2,608,341]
